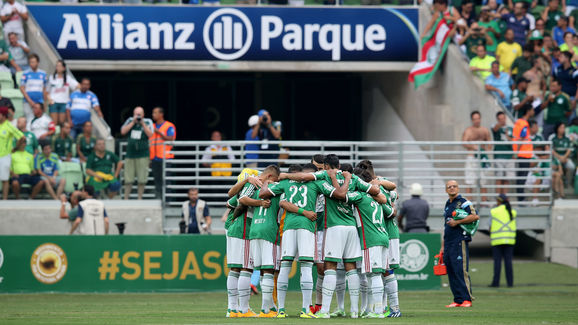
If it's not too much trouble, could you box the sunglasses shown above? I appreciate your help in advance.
[446,185,458,189]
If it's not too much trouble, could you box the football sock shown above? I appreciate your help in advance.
[238,270,252,313]
[261,273,275,312]
[315,274,324,306]
[277,261,291,311]
[370,273,384,314]
[359,272,368,313]
[335,268,346,310]
[346,269,360,313]
[300,261,314,312]
[320,270,336,314]
[385,273,399,312]
[227,270,240,312]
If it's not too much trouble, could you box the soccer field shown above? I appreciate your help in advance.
[1,261,577,324]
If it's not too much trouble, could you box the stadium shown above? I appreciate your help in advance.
[0,0,578,323]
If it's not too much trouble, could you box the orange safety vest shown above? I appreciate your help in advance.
[149,121,176,160]
[512,118,533,158]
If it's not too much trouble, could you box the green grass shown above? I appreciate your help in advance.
[1,261,577,324]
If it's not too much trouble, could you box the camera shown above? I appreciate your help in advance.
[262,116,268,123]
[136,116,142,122]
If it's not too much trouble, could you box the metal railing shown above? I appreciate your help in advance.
[34,0,418,6]
[138,140,555,211]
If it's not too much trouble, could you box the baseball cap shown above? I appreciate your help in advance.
[529,30,543,41]
[258,109,268,117]
[248,115,259,127]
[497,193,509,202]
[0,106,8,117]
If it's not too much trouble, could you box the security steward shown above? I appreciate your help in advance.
[442,180,479,308]
[150,107,176,199]
[489,194,517,288]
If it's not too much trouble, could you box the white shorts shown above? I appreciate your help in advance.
[315,230,324,264]
[494,159,516,178]
[275,245,281,270]
[227,236,253,269]
[525,173,551,188]
[281,229,315,262]
[465,155,489,186]
[360,245,389,274]
[250,239,277,270]
[323,226,361,263]
[388,238,400,269]
[0,155,10,181]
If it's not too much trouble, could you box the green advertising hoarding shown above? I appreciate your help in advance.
[0,234,440,293]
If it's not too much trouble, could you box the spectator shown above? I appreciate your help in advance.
[253,109,281,168]
[513,102,535,201]
[70,185,109,235]
[397,183,430,233]
[76,121,95,163]
[553,17,576,46]
[0,0,28,41]
[462,111,492,197]
[519,0,537,30]
[181,187,211,234]
[492,112,515,194]
[67,78,103,140]
[202,130,235,177]
[529,119,544,141]
[20,54,47,122]
[51,121,74,162]
[60,191,84,234]
[559,32,578,61]
[35,143,65,200]
[455,19,469,54]
[510,44,533,79]
[0,106,24,200]
[531,18,547,38]
[120,106,154,200]
[470,45,497,80]
[7,32,29,72]
[543,0,565,32]
[541,78,572,139]
[6,105,16,127]
[16,117,38,155]
[570,7,578,30]
[244,115,260,168]
[511,77,534,119]
[10,140,43,199]
[549,122,576,186]
[501,1,531,46]
[421,0,461,40]
[458,0,477,27]
[48,60,78,127]
[553,51,578,108]
[486,61,514,108]
[150,106,175,199]
[496,28,523,73]
[0,86,14,113]
[0,37,19,73]
[86,139,123,199]
[523,58,547,102]
[27,103,55,142]
[479,6,502,55]
[459,22,494,59]
[525,143,555,203]
[542,34,556,57]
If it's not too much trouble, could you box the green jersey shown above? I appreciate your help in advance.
[550,135,573,157]
[478,20,500,53]
[267,179,336,233]
[123,117,153,159]
[52,135,74,158]
[531,133,544,142]
[0,120,23,158]
[68,207,79,222]
[381,187,400,240]
[313,170,373,229]
[76,135,96,158]
[348,191,389,250]
[15,131,38,155]
[243,185,280,243]
[492,125,513,159]
[546,9,563,31]
[86,150,119,175]
[544,92,571,124]
[224,196,239,230]
[227,194,252,240]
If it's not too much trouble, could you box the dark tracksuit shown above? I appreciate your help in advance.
[443,194,474,304]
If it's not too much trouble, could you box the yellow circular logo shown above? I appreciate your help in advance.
[30,243,67,284]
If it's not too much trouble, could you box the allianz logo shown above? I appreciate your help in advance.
[57,8,387,61]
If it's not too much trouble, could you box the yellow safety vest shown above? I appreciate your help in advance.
[490,205,517,246]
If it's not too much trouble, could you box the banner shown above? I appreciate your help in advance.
[28,5,418,62]
[408,15,452,88]
[0,234,439,292]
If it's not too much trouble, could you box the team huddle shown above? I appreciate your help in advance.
[224,154,402,319]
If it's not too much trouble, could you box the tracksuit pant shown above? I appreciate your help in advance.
[443,240,472,304]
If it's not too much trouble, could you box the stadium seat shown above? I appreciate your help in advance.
[60,161,84,193]
[1,88,24,118]
[0,71,14,90]
[15,71,23,87]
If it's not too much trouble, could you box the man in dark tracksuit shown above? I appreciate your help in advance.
[442,180,479,308]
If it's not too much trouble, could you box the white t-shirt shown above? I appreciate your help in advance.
[8,40,28,68]
[48,74,78,104]
[1,2,27,36]
[27,114,54,139]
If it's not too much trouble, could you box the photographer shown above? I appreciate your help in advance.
[120,106,154,200]
[60,190,84,235]
[459,22,494,59]
[251,109,281,168]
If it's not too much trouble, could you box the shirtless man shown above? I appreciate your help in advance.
[462,111,492,199]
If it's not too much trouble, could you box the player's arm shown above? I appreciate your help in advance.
[239,196,270,208]
[330,171,350,200]
[228,176,262,198]
[280,201,316,221]
[278,172,316,182]
[374,178,396,191]
[259,180,282,199]
[371,192,389,205]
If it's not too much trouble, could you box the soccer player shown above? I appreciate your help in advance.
[309,156,325,314]
[237,165,282,318]
[349,167,390,319]
[259,165,348,318]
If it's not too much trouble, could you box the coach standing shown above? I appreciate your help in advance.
[442,180,479,308]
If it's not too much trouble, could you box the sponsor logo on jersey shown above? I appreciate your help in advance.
[30,243,68,284]
[400,239,429,273]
